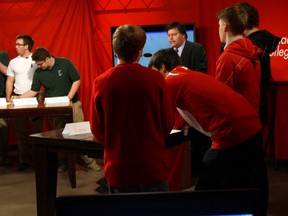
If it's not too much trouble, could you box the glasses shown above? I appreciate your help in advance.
[15,43,26,46]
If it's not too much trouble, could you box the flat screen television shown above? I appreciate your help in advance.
[111,23,196,67]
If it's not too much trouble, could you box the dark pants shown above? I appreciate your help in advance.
[195,132,268,215]
[190,128,211,178]
[109,181,169,194]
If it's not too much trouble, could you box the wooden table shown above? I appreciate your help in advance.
[0,102,73,118]
[30,128,189,216]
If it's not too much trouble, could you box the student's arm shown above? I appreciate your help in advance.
[67,80,80,101]
[0,62,7,75]
[18,90,38,98]
[5,76,14,102]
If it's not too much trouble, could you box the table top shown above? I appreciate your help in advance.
[30,128,189,151]
[0,102,73,118]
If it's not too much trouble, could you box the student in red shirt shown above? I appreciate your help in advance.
[216,4,262,113]
[89,25,174,193]
[149,48,268,214]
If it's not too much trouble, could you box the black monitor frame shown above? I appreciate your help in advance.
[111,23,196,67]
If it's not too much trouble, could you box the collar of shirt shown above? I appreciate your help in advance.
[175,40,186,57]
[224,35,243,50]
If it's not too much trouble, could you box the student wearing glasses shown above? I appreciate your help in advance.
[6,35,43,171]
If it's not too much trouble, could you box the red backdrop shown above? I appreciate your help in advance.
[1,0,288,158]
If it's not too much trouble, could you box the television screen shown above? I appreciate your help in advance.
[111,23,196,67]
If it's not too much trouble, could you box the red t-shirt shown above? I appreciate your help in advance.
[89,63,174,187]
[167,66,262,149]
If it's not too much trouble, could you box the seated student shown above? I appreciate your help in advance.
[148,48,268,215]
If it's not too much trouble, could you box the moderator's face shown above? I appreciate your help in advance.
[167,27,185,48]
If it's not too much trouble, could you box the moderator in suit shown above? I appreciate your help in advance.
[180,40,208,73]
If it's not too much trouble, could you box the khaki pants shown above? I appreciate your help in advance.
[47,101,85,164]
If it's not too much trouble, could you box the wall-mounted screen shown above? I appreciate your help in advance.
[111,23,196,67]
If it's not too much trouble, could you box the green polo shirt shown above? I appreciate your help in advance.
[0,51,10,97]
[31,57,80,102]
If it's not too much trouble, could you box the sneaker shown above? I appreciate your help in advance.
[17,163,29,171]
[58,164,68,173]
[87,160,101,171]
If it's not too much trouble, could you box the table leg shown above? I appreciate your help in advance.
[34,145,58,216]
[67,153,76,188]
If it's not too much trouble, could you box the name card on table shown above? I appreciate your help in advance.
[62,121,91,136]
[0,98,8,107]
[12,97,38,107]
[45,96,70,107]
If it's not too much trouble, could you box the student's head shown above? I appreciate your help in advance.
[148,48,182,76]
[15,34,34,55]
[166,22,187,49]
[32,47,52,69]
[112,24,146,64]
[216,4,248,43]
[237,2,259,29]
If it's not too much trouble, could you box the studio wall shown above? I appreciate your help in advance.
[1,0,288,156]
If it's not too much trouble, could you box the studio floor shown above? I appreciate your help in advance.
[0,154,288,216]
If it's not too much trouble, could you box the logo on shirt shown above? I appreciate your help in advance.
[58,70,62,76]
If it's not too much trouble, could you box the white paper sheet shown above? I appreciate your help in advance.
[12,97,38,107]
[62,121,91,136]
[170,129,181,134]
[45,96,70,106]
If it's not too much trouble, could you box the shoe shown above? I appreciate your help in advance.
[58,164,68,173]
[88,160,101,171]
[96,177,107,185]
[17,163,29,171]
[95,185,109,194]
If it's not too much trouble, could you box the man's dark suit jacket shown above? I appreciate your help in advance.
[178,40,208,73]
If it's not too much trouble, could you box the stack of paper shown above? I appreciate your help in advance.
[12,97,38,107]
[45,96,70,107]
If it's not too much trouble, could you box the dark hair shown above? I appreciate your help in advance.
[16,34,34,51]
[148,48,182,71]
[112,24,146,63]
[216,4,248,35]
[238,2,259,29]
[166,22,188,39]
[32,47,51,61]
